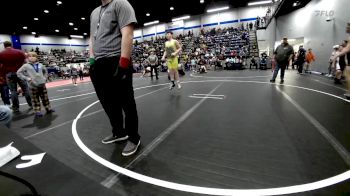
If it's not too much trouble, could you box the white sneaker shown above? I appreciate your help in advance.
[177,82,182,89]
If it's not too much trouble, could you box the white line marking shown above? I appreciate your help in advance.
[313,79,348,92]
[134,86,168,99]
[20,92,96,106]
[180,79,350,103]
[25,120,73,139]
[72,80,350,196]
[25,86,168,139]
[189,96,224,100]
[193,94,225,97]
[190,74,272,79]
[50,96,95,108]
[135,75,167,80]
[275,86,350,166]
[47,81,92,88]
[49,88,95,99]
[25,109,103,139]
[19,78,171,106]
[101,83,224,188]
[57,89,71,92]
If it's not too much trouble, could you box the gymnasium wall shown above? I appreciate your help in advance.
[134,5,270,40]
[1,5,270,53]
[20,35,88,52]
[257,18,276,56]
[275,0,350,73]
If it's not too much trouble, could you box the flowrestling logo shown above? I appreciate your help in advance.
[314,10,335,17]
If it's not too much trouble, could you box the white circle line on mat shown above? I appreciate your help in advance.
[72,80,350,196]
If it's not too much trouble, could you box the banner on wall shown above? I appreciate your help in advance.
[11,35,22,50]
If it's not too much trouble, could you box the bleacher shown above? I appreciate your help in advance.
[131,26,261,72]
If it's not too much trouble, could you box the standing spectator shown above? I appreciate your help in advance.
[250,57,258,69]
[17,52,54,117]
[146,51,159,80]
[332,23,350,99]
[305,48,316,74]
[0,41,32,113]
[296,45,306,74]
[270,38,294,84]
[333,45,346,84]
[191,57,197,72]
[70,66,78,86]
[327,45,339,77]
[79,68,84,81]
[249,22,253,31]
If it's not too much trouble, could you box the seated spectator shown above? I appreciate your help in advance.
[250,57,258,69]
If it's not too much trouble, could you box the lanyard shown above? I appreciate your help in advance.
[95,0,113,40]
[33,64,39,73]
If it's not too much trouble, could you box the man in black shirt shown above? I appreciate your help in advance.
[270,38,294,84]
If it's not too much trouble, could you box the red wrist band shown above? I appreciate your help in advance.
[119,57,130,69]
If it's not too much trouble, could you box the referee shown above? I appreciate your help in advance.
[89,0,140,156]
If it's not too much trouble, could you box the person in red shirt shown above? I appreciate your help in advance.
[0,41,32,112]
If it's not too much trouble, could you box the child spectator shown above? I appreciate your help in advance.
[17,52,54,117]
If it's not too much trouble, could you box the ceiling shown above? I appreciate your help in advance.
[276,0,311,17]
[1,0,310,37]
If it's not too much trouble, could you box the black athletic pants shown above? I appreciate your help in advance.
[150,65,158,79]
[297,60,305,74]
[90,57,140,144]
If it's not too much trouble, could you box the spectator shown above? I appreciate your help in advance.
[70,66,78,86]
[327,45,339,77]
[305,48,316,74]
[250,57,258,69]
[79,68,84,81]
[0,41,32,112]
[332,23,350,99]
[333,45,346,84]
[17,52,54,117]
[146,51,159,80]
[296,45,306,74]
[270,37,294,84]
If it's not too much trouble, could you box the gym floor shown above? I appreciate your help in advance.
[1,70,350,196]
